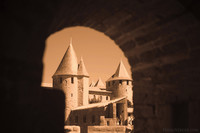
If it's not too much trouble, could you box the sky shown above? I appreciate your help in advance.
[41,26,131,87]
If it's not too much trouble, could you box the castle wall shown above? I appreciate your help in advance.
[69,107,105,133]
[107,80,133,102]
[88,91,111,103]
[78,77,89,106]
[53,75,78,122]
[82,77,89,105]
[77,77,83,106]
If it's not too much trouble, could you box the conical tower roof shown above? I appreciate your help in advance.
[106,60,132,82]
[78,57,89,77]
[89,81,95,87]
[53,42,78,77]
[94,77,105,88]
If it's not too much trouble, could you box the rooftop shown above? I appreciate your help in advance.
[77,57,89,77]
[107,60,132,82]
[94,77,105,88]
[53,42,78,77]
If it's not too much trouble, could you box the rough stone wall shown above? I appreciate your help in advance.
[70,107,105,133]
[53,76,62,89]
[53,75,78,122]
[89,93,110,103]
[77,77,84,106]
[78,77,89,106]
[107,80,133,101]
[2,0,200,133]
[89,90,111,103]
[64,76,78,122]
[2,1,65,133]
[82,77,89,105]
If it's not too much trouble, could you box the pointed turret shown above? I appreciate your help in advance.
[95,77,105,88]
[106,60,133,103]
[107,60,132,81]
[53,42,78,77]
[77,57,89,106]
[89,81,95,87]
[78,57,89,77]
[52,39,79,123]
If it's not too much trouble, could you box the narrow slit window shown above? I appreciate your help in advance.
[71,77,74,83]
[60,77,62,83]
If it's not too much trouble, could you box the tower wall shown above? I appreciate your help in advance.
[53,75,78,122]
[78,76,89,106]
[106,80,133,102]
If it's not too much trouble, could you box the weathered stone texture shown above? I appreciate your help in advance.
[2,0,200,133]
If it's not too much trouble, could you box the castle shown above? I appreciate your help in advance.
[52,41,134,133]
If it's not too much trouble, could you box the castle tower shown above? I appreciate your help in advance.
[52,41,78,123]
[106,60,133,102]
[77,57,89,106]
[106,60,133,125]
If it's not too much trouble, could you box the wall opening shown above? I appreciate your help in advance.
[41,26,133,132]
[41,26,132,87]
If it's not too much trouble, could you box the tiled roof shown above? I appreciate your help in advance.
[107,60,132,82]
[53,43,78,76]
[78,57,89,77]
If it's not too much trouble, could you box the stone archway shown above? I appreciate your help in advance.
[2,0,200,133]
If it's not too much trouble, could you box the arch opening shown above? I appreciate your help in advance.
[42,26,132,87]
[41,26,134,132]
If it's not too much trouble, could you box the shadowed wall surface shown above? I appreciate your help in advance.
[2,0,200,133]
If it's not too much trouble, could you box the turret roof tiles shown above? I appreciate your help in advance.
[53,43,78,76]
[94,77,105,88]
[107,60,132,81]
[77,57,89,77]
